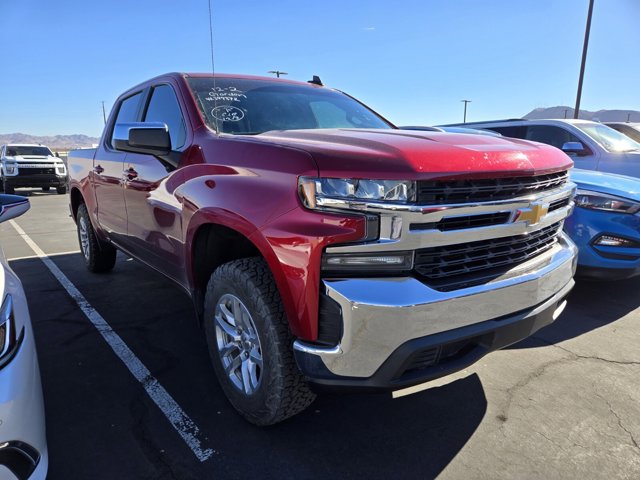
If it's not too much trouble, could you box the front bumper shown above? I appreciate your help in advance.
[4,174,67,188]
[293,233,577,390]
[0,309,47,479]
[564,206,640,280]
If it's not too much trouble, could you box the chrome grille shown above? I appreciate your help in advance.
[17,168,55,176]
[417,170,568,204]
[414,222,563,291]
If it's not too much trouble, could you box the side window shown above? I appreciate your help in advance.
[144,85,186,150]
[110,92,143,147]
[525,125,582,150]
[488,126,527,138]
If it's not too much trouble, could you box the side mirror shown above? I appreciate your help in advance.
[0,194,29,223]
[561,141,586,156]
[113,122,171,156]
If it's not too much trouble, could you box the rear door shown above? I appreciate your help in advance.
[122,83,187,282]
[93,92,143,241]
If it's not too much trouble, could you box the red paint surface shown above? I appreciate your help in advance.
[69,73,573,341]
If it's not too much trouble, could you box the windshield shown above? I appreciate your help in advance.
[5,146,53,156]
[574,123,640,153]
[187,77,393,135]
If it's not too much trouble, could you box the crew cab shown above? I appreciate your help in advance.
[68,73,577,425]
[0,144,68,194]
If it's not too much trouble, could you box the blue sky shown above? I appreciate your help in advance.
[0,0,637,137]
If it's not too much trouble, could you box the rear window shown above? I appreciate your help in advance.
[187,77,392,135]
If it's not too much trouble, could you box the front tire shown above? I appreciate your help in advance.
[4,182,14,194]
[76,204,117,273]
[204,257,315,426]
[56,185,67,194]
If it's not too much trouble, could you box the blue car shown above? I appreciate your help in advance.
[566,169,640,280]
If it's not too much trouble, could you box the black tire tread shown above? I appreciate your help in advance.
[205,257,315,425]
[77,203,117,273]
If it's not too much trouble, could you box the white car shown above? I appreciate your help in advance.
[440,119,640,179]
[0,144,68,195]
[0,195,48,480]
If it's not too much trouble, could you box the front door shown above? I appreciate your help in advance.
[94,92,144,241]
[123,84,188,283]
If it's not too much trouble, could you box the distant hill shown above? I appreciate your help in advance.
[524,107,640,122]
[0,133,100,151]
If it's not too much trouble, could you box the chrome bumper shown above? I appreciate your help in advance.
[294,232,577,378]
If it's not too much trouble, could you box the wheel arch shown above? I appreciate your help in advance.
[188,217,299,336]
[70,186,84,221]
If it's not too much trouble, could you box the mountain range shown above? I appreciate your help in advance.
[0,133,100,151]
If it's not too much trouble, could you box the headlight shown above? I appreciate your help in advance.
[574,190,640,214]
[299,177,416,209]
[55,163,66,175]
[0,294,20,369]
[4,163,17,175]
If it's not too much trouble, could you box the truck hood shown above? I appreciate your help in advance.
[6,155,57,163]
[257,128,573,180]
[570,169,640,202]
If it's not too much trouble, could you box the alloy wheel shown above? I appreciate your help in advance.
[214,294,263,395]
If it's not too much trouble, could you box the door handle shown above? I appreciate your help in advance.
[123,168,138,181]
[93,165,104,174]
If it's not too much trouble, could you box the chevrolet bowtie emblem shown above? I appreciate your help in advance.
[516,202,549,226]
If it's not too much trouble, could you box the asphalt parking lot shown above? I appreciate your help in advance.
[1,190,639,480]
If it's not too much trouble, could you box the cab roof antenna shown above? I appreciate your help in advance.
[308,75,323,86]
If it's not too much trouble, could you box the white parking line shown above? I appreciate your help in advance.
[8,250,81,261]
[9,220,215,463]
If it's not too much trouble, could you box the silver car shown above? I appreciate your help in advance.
[0,195,48,480]
[440,119,640,178]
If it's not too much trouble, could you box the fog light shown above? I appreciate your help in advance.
[322,252,413,272]
[593,235,639,247]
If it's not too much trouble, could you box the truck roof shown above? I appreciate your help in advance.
[133,72,323,90]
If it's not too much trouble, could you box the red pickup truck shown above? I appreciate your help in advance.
[69,73,577,425]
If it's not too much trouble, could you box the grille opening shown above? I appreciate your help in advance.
[414,222,563,291]
[400,337,480,377]
[17,168,55,176]
[411,211,511,232]
[548,197,571,212]
[417,170,568,205]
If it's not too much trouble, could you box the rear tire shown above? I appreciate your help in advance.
[56,185,67,194]
[76,204,117,273]
[204,257,316,426]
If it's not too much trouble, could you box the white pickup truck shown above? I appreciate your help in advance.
[0,144,68,194]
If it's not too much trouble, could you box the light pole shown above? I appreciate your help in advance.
[461,100,472,123]
[268,70,288,78]
[574,0,595,119]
